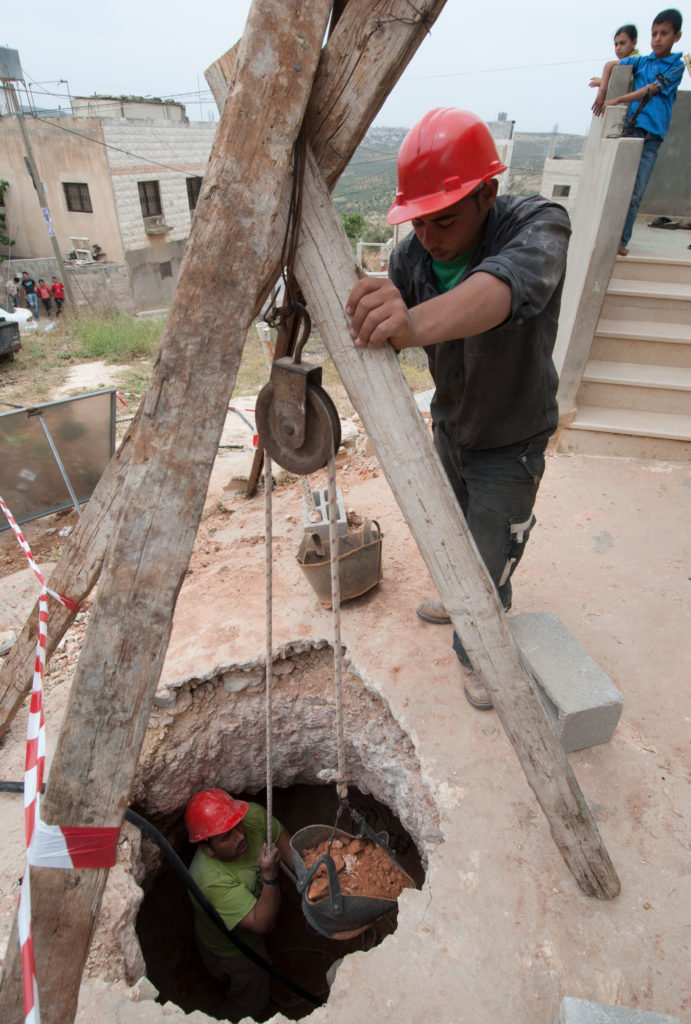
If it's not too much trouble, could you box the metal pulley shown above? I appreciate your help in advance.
[255,305,340,475]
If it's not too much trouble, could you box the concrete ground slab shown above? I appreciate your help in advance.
[1,448,689,1024]
[627,217,691,260]
[153,449,691,1023]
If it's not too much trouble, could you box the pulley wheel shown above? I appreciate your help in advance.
[255,382,341,475]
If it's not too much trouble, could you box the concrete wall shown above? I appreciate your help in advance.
[0,115,125,263]
[641,92,691,218]
[554,105,642,418]
[539,158,582,216]
[125,238,187,312]
[72,98,187,122]
[66,261,135,313]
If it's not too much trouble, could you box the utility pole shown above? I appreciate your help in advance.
[0,56,77,310]
[548,122,559,159]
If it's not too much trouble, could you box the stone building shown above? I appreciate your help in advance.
[0,97,215,311]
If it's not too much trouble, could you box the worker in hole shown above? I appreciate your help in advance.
[346,108,570,711]
[185,788,293,1022]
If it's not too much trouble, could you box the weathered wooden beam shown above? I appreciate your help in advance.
[0,2,333,1020]
[0,0,448,739]
[291,147,621,900]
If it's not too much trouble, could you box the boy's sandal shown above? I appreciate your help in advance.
[648,217,680,229]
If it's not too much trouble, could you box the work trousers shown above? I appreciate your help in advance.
[198,939,271,1022]
[620,130,663,247]
[433,426,548,668]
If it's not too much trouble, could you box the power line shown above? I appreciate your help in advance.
[27,114,201,177]
[411,55,610,81]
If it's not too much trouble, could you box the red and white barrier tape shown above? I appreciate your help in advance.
[0,496,118,1024]
[115,391,143,407]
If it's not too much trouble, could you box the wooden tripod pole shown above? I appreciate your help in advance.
[0,2,334,1020]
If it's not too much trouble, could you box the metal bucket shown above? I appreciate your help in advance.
[290,821,414,940]
[296,520,383,607]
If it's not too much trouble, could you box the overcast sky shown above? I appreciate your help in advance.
[2,1,688,136]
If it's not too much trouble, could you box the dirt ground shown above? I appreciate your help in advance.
[0,359,690,1023]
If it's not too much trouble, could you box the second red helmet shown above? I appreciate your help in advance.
[184,788,249,843]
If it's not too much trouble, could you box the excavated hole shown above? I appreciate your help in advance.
[99,643,441,1021]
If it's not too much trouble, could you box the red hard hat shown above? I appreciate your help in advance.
[387,108,507,225]
[184,789,249,843]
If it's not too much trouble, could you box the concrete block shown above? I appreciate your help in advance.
[303,487,347,540]
[555,996,682,1023]
[508,612,623,752]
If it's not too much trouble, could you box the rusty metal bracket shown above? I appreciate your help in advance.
[268,357,322,450]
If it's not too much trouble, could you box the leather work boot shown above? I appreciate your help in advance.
[416,598,451,624]
[461,667,494,711]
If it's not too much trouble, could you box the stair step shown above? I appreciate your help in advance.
[611,253,691,285]
[607,279,691,302]
[583,361,691,390]
[602,289,691,326]
[570,405,691,441]
[595,319,691,344]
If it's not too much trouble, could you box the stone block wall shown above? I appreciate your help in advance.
[66,261,135,314]
[103,120,217,253]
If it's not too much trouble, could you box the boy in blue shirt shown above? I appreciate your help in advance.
[592,8,684,255]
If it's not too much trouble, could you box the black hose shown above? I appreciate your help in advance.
[0,783,323,1008]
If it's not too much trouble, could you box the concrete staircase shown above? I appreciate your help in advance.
[558,253,691,459]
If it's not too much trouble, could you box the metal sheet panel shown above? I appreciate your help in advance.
[0,390,116,529]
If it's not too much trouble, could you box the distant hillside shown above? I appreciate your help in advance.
[332,127,585,218]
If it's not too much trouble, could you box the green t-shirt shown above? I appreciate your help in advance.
[431,247,477,293]
[189,802,284,957]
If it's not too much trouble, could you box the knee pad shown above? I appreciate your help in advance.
[498,514,536,588]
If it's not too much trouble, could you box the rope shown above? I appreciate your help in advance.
[264,451,274,849]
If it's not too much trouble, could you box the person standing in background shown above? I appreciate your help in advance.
[51,276,65,316]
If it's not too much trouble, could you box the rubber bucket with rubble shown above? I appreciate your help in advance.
[296,520,383,607]
[290,821,414,939]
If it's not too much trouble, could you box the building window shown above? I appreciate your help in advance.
[63,182,93,213]
[552,184,571,198]
[159,261,172,279]
[138,180,162,218]
[186,176,203,212]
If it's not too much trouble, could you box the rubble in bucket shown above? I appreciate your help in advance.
[290,824,414,940]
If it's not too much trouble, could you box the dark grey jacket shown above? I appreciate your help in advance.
[389,194,571,450]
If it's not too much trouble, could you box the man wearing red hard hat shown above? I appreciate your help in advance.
[185,788,293,1021]
[346,108,570,711]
